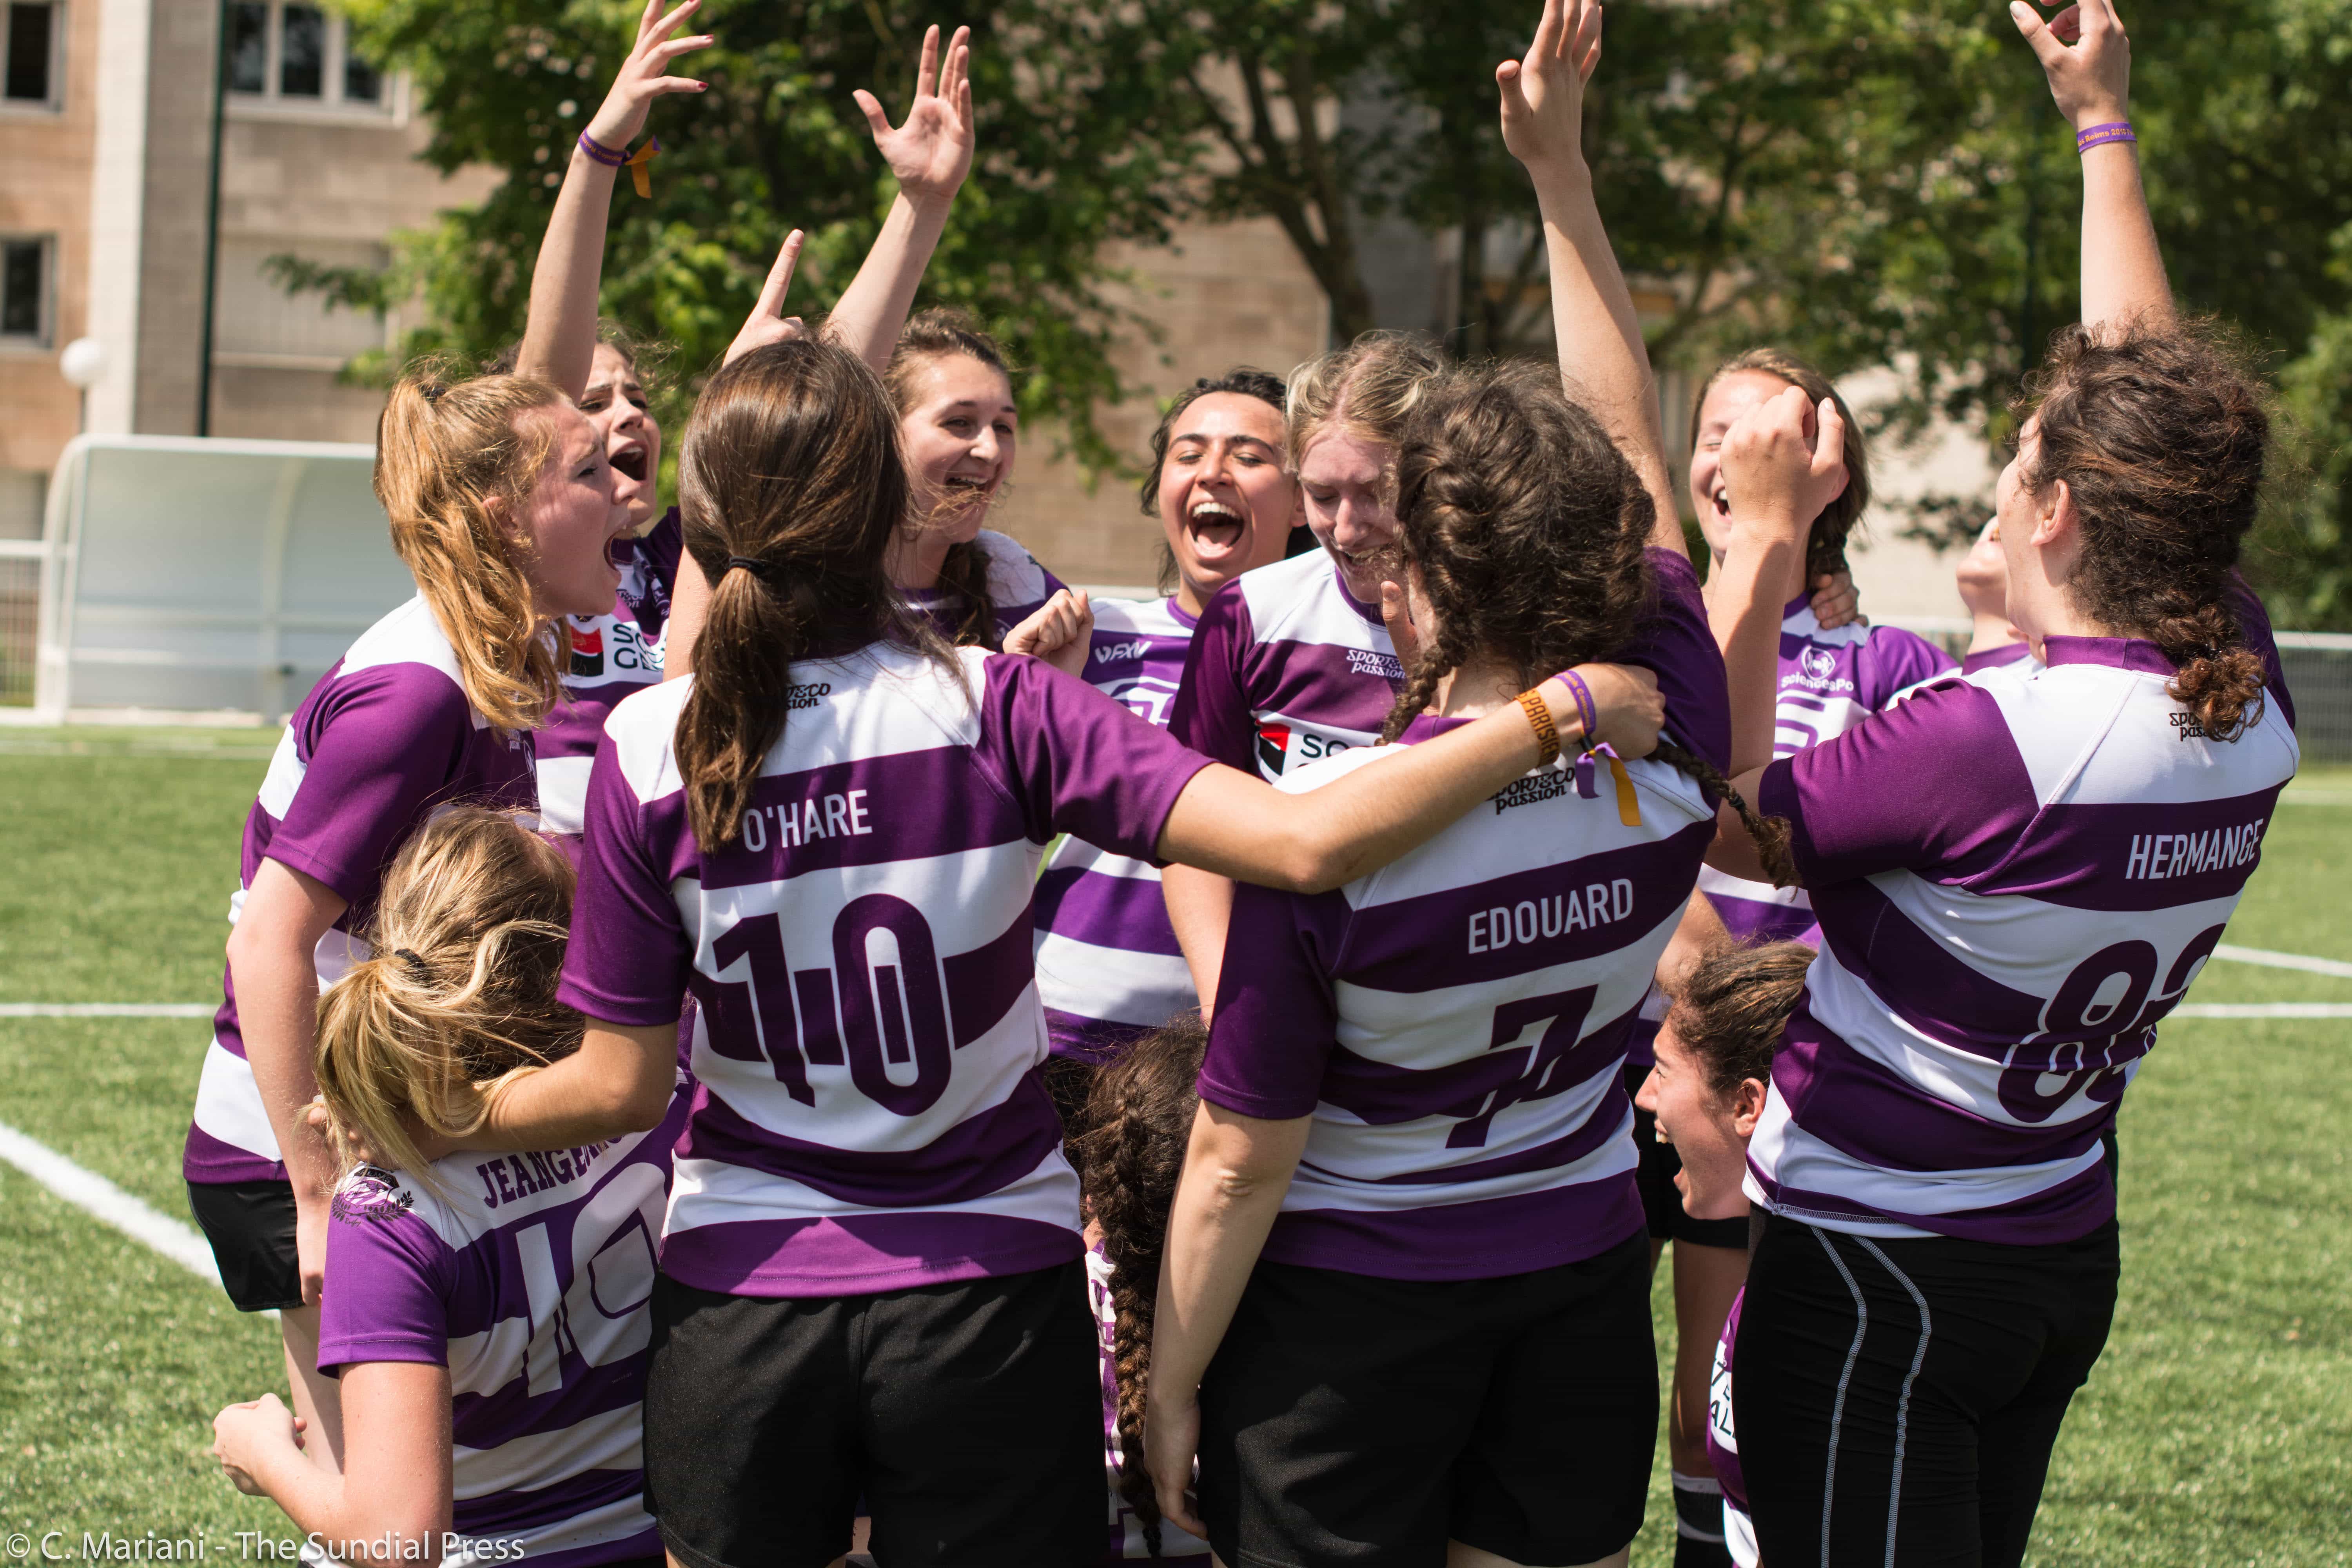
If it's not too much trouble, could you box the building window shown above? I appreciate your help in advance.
[227,0,385,113]
[0,236,51,347]
[4,1,60,107]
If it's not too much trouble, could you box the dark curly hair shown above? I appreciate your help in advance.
[1382,361,1795,885]
[2017,320,2272,742]
[1140,368,1290,595]
[1663,939,1815,1102]
[1068,1014,1208,1559]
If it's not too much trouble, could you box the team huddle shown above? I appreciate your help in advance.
[181,2,2300,1566]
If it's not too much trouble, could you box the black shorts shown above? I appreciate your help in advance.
[1197,1234,1655,1568]
[1628,1062,1751,1249]
[643,1261,1103,1568]
[1735,1213,2120,1568]
[186,1177,301,1313]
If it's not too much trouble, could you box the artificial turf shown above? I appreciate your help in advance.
[0,735,2344,1563]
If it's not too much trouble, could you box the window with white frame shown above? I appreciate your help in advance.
[4,1,62,108]
[0,236,51,348]
[227,0,384,111]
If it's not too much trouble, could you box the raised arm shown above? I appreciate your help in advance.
[1502,0,1682,555]
[513,0,712,398]
[2011,0,2171,333]
[827,24,977,373]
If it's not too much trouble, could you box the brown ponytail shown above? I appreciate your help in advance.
[1664,939,1816,1102]
[2019,321,2272,741]
[885,308,1017,649]
[1069,1015,1210,1559]
[374,367,570,732]
[673,340,924,853]
[314,809,581,1182]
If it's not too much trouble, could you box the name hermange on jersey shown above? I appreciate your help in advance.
[739,788,874,853]
[475,1140,616,1210]
[2124,818,2265,881]
[1469,879,1636,954]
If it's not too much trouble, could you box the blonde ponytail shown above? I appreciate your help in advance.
[375,367,571,733]
[314,809,582,1181]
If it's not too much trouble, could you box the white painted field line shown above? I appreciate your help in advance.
[0,1002,214,1018]
[2211,944,2352,980]
[2174,1002,2352,1019]
[0,1119,245,1292]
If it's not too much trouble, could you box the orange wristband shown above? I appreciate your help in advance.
[1517,690,1561,768]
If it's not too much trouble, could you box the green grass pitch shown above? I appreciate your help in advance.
[0,730,2345,1563]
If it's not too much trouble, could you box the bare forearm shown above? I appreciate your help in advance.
[231,947,338,1198]
[1708,533,1805,777]
[515,152,624,398]
[1150,1116,1303,1401]
[1160,864,1234,1020]
[245,1458,439,1562]
[1702,768,1779,883]
[2080,142,2171,332]
[825,192,952,375]
[474,1022,675,1149]
[664,553,711,679]
[1529,164,1681,554]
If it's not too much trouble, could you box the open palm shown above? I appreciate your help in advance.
[853,25,975,207]
[1498,0,1603,174]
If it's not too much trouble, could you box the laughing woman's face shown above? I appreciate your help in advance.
[1297,428,1397,606]
[577,343,662,532]
[1155,392,1301,613]
[898,352,1020,546]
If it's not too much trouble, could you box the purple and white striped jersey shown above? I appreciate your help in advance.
[1168,549,1403,780]
[185,597,536,1186]
[1693,595,1953,947]
[557,642,1212,1298]
[1196,567,1728,1279]
[1748,634,2299,1245]
[317,1085,691,1568]
[902,528,1067,647]
[538,510,682,837]
[1705,1289,1756,1568]
[1033,595,1202,1062]
[1084,1245,1212,1564]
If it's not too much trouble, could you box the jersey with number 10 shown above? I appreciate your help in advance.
[557,643,1212,1298]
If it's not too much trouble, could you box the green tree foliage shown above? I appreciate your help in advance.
[1162,0,2352,623]
[294,0,1209,469]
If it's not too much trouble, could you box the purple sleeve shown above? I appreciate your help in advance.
[1167,579,1263,773]
[2229,573,2296,731]
[557,733,694,1027]
[977,656,1215,862]
[272,666,479,908]
[1961,642,2034,676]
[1859,627,1957,709]
[1757,681,2038,886]
[317,1209,454,1374]
[1196,881,1348,1121]
[1612,548,1731,774]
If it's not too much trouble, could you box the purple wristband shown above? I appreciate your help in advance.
[578,131,629,167]
[2075,120,2135,153]
[1561,670,1599,746]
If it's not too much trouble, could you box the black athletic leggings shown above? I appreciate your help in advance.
[1734,1213,2119,1568]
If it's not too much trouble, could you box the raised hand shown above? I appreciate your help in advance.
[853,24,976,211]
[1002,588,1094,678]
[1720,386,1849,541]
[583,0,712,152]
[1498,0,1604,175]
[724,231,808,368]
[2009,0,2130,131]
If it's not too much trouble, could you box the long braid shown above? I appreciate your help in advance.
[1653,740,1797,888]
[1069,1017,1208,1559]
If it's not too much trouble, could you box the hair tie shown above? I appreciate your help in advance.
[419,383,446,405]
[726,556,770,580]
[392,947,431,977]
